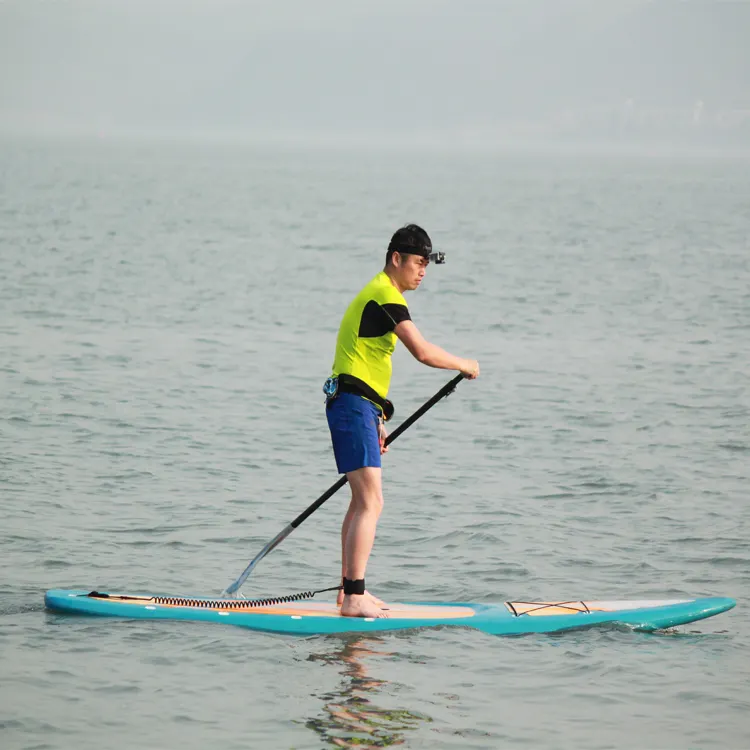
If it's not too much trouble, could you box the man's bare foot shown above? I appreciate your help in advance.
[366,591,386,607]
[340,594,389,619]
[337,589,385,607]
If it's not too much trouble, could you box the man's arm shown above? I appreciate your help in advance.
[395,320,479,378]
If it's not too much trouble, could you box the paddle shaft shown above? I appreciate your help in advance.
[221,373,465,597]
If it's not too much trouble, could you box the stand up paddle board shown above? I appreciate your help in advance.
[44,590,735,636]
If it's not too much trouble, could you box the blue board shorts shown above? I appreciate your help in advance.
[326,392,382,474]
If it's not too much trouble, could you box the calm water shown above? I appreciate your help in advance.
[1,136,749,749]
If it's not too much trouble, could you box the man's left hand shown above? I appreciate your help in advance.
[378,421,389,454]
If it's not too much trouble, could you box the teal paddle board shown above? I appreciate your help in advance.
[44,590,735,636]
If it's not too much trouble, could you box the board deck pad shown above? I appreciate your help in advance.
[77,593,478,619]
[44,590,735,636]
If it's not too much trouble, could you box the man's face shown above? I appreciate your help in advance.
[396,252,429,290]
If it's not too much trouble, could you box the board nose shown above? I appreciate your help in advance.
[700,597,736,615]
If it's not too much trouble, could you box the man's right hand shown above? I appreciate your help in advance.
[461,359,480,379]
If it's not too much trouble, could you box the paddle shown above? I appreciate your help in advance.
[221,373,466,597]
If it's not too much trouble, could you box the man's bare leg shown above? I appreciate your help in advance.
[337,496,385,608]
[340,466,388,618]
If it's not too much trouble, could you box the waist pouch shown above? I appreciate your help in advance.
[323,374,394,421]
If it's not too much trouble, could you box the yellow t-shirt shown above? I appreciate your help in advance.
[331,272,411,399]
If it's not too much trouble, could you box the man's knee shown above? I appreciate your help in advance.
[351,486,383,513]
[347,468,383,509]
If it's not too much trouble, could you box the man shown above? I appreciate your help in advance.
[324,224,480,619]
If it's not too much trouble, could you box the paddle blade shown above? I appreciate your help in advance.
[221,524,294,597]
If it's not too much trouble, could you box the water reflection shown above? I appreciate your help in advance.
[305,635,431,748]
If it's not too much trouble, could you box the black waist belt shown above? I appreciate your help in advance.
[337,374,395,421]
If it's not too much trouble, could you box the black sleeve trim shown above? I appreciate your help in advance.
[382,303,411,326]
[358,301,410,338]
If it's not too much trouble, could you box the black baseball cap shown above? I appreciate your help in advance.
[387,224,445,264]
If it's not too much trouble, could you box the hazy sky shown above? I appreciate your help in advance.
[1,0,749,142]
